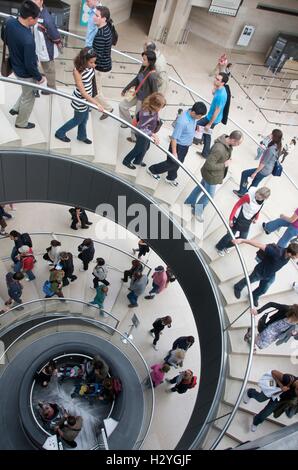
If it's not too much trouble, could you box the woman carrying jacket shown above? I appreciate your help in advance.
[244,302,298,349]
[43,240,62,266]
[48,266,65,298]
[215,187,271,256]
[119,50,159,141]
[122,92,166,169]
[78,238,95,271]
[234,129,283,197]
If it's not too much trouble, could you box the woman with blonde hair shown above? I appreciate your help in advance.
[122,92,166,170]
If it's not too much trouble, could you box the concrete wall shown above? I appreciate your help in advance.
[188,0,298,53]
[66,0,133,34]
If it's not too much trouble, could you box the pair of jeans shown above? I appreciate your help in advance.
[123,134,150,166]
[234,266,275,303]
[56,110,89,141]
[216,212,251,251]
[127,291,138,306]
[196,116,217,158]
[11,247,19,263]
[148,143,189,181]
[264,219,298,248]
[149,282,159,296]
[150,327,161,346]
[238,168,266,195]
[184,178,217,216]
[247,388,278,426]
[24,270,35,281]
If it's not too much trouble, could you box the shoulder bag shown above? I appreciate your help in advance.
[1,40,12,77]
[125,70,155,102]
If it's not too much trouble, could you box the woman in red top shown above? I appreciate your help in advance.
[18,245,36,281]
[215,187,271,256]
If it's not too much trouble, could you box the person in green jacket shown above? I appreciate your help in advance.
[184,131,243,222]
[89,284,108,312]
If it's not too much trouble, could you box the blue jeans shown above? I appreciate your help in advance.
[264,219,298,248]
[216,211,251,251]
[56,110,89,141]
[123,134,150,166]
[184,179,217,216]
[247,389,278,426]
[238,168,266,195]
[127,291,138,306]
[11,246,19,263]
[234,266,275,303]
[196,117,217,158]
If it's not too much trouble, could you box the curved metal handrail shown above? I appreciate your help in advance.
[0,74,255,449]
[0,308,154,449]
[0,11,296,190]
[0,231,152,275]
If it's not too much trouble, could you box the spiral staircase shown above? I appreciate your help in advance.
[0,17,297,450]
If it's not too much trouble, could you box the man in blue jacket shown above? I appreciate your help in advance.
[5,0,45,129]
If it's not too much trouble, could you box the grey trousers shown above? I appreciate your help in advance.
[40,60,56,89]
[119,97,142,138]
[13,76,36,127]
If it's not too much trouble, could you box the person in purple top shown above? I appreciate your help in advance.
[122,93,166,170]
[263,209,298,248]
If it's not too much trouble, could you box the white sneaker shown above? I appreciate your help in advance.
[79,268,86,272]
[165,178,178,187]
[243,390,250,404]
[224,248,231,254]
[153,344,158,351]
[146,168,160,180]
[216,249,225,257]
[251,423,258,432]
[149,331,155,338]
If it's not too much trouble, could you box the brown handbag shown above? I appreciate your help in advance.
[1,41,12,77]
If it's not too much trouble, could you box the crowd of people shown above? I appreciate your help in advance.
[1,0,298,438]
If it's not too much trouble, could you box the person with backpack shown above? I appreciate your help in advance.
[119,50,159,141]
[92,5,114,120]
[244,302,298,349]
[16,245,36,281]
[46,265,65,298]
[92,258,109,288]
[32,0,62,92]
[122,259,143,283]
[149,316,172,351]
[243,370,298,432]
[233,240,298,307]
[4,0,46,129]
[166,369,197,394]
[5,272,24,308]
[78,238,95,271]
[59,252,77,287]
[233,129,283,197]
[215,187,271,257]
[122,92,166,170]
[170,336,195,352]
[9,230,33,263]
[69,207,93,230]
[262,208,298,249]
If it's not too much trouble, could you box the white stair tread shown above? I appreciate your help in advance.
[229,353,298,382]
[0,108,20,145]
[229,327,296,356]
[92,100,120,166]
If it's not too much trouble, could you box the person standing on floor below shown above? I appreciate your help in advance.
[127,272,148,308]
[145,266,168,300]
[59,252,77,287]
[243,370,298,432]
[280,138,296,163]
[119,50,158,141]
[262,208,298,248]
[32,0,62,93]
[5,272,24,308]
[233,129,283,197]
[43,239,61,266]
[215,186,271,256]
[122,259,143,283]
[89,284,108,311]
[5,0,46,129]
[166,369,197,394]
[233,240,298,307]
[92,258,110,288]
[92,5,114,120]
[149,316,172,351]
[196,73,229,159]
[47,265,65,299]
[147,102,207,187]
[133,240,150,259]
[69,207,93,230]
[149,363,171,388]
[122,92,166,170]
[55,48,104,144]
[184,131,243,222]
[85,0,101,47]
[78,238,95,271]
[15,245,36,281]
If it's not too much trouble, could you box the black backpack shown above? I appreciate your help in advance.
[109,20,118,46]
[21,233,33,248]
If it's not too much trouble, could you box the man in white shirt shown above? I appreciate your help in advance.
[144,41,169,95]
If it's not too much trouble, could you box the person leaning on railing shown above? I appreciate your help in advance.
[55,48,104,144]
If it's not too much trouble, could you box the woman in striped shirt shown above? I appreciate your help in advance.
[55,48,104,144]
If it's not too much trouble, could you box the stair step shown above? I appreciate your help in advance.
[0,108,20,145]
[229,327,297,356]
[92,100,120,167]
